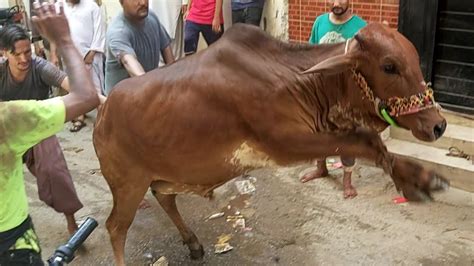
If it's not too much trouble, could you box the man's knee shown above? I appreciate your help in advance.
[184,23,199,54]
[245,7,263,26]
[341,156,356,166]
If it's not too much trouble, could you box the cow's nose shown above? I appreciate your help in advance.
[433,119,447,139]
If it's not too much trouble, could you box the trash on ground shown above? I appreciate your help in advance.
[327,161,343,170]
[233,218,246,229]
[206,212,225,220]
[214,234,233,254]
[446,146,472,163]
[392,196,408,204]
[235,180,256,194]
[152,256,168,266]
[226,215,244,222]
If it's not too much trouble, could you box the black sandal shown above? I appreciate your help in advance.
[69,119,86,132]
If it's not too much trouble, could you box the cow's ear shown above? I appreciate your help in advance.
[301,53,357,75]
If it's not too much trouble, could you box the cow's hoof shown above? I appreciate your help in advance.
[189,245,204,260]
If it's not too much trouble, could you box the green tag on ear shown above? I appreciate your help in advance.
[381,108,399,128]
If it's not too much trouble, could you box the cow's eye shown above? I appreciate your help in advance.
[383,64,398,74]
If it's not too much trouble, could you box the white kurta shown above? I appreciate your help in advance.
[150,0,188,60]
[63,0,106,92]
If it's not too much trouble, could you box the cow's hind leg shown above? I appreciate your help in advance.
[106,177,151,266]
[151,189,204,259]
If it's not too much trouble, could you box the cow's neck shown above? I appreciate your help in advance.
[326,75,389,133]
[285,43,388,134]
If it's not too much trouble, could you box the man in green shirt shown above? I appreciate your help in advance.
[309,0,366,45]
[303,0,366,199]
[0,1,100,264]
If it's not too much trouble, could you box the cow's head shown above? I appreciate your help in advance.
[303,23,446,142]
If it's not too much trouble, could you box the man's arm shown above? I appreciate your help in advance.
[308,17,320,45]
[212,0,223,33]
[120,54,146,77]
[181,0,188,15]
[185,0,193,19]
[84,3,106,65]
[161,45,175,65]
[33,0,99,121]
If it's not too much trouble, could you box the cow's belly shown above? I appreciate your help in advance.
[150,142,279,197]
[228,142,279,170]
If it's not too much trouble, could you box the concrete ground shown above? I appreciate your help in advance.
[25,116,474,266]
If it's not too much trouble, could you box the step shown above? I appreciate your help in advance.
[441,109,474,127]
[390,123,474,155]
[385,139,474,192]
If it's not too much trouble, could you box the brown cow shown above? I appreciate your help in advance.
[93,23,449,265]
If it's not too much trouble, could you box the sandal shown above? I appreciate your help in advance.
[70,119,86,132]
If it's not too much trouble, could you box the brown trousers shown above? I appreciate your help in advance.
[23,135,83,215]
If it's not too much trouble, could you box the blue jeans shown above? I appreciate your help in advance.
[184,20,224,55]
[232,7,263,26]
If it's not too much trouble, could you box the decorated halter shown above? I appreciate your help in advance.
[344,39,438,127]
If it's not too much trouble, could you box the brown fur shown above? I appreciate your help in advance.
[93,23,448,265]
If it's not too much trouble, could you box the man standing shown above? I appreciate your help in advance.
[0,1,99,263]
[231,0,265,26]
[0,24,83,234]
[309,0,365,45]
[62,0,106,132]
[105,0,174,95]
[150,0,188,60]
[302,0,366,199]
[184,0,223,56]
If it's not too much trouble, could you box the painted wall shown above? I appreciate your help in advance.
[262,0,289,40]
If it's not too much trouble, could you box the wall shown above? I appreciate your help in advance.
[262,0,289,40]
[289,0,399,42]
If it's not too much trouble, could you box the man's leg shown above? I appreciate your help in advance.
[173,14,185,60]
[91,53,105,95]
[0,218,43,266]
[243,7,263,26]
[201,24,224,46]
[24,135,83,234]
[341,156,357,198]
[300,158,329,183]
[0,249,43,266]
[184,21,201,56]
[232,9,245,24]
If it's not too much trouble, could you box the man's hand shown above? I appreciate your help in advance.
[212,17,221,33]
[84,51,96,65]
[32,0,99,122]
[32,0,72,47]
[181,4,187,15]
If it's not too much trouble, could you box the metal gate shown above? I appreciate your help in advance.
[399,0,474,114]
[432,0,474,114]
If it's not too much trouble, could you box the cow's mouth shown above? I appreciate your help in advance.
[350,70,439,128]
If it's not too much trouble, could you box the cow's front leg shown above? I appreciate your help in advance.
[266,129,448,200]
[387,155,449,201]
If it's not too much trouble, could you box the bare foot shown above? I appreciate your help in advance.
[300,168,329,183]
[342,171,357,199]
[300,159,329,183]
[138,199,151,210]
[65,214,78,235]
[343,185,358,198]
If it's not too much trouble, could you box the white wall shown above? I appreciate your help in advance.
[0,0,9,7]
[261,0,288,40]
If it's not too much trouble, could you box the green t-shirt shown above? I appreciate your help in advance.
[309,13,367,44]
[0,97,65,232]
